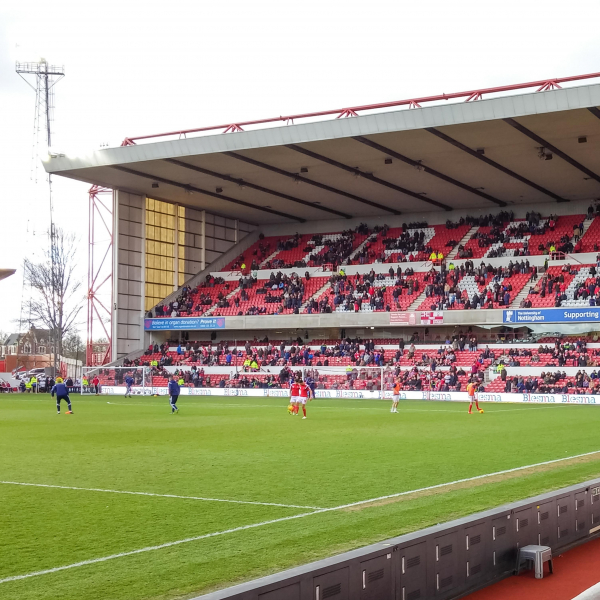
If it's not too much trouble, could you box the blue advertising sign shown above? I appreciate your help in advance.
[503,308,600,324]
[144,317,226,331]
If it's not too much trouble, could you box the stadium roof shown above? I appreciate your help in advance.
[44,80,600,224]
[0,269,16,282]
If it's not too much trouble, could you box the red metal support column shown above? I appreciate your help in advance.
[537,80,562,92]
[223,124,244,133]
[86,185,113,366]
[465,92,483,102]
[336,109,359,118]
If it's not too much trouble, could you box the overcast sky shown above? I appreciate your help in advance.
[1,0,600,338]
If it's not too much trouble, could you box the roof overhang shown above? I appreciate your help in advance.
[0,269,16,282]
[45,84,600,224]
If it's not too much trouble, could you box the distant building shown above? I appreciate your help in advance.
[2,328,55,357]
[1,327,82,377]
[2,328,57,373]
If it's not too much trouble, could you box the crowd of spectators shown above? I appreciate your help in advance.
[308,230,356,268]
[110,330,600,397]
[151,278,229,318]
[501,370,600,394]
[462,211,588,258]
[424,259,536,311]
[144,206,600,320]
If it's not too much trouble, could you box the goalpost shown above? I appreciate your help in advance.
[81,366,151,396]
[299,365,388,399]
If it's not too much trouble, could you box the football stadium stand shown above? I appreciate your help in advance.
[84,336,598,399]
[143,211,600,319]
[44,78,600,401]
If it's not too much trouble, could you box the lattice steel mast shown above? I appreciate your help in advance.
[16,60,65,374]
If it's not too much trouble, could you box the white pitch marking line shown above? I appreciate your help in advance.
[0,481,322,511]
[8,397,587,414]
[330,448,600,510]
[0,509,325,585]
[3,447,600,584]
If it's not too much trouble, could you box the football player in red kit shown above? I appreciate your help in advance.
[297,377,312,419]
[289,377,301,415]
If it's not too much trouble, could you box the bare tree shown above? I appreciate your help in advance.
[62,331,85,359]
[93,336,109,353]
[23,228,84,368]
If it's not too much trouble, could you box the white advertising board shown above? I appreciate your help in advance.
[97,387,600,405]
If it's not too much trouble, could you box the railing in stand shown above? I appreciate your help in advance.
[550,251,566,261]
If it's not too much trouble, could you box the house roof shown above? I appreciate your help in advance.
[4,333,21,346]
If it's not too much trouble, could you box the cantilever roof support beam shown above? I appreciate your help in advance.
[425,127,569,203]
[588,107,600,120]
[503,117,600,185]
[121,72,600,146]
[110,166,306,222]
[164,158,352,219]
[285,144,453,211]
[224,151,401,215]
[352,135,506,207]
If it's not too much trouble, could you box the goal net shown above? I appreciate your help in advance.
[81,366,150,396]
[299,365,386,399]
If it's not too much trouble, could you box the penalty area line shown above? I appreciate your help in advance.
[0,481,323,511]
[3,447,600,584]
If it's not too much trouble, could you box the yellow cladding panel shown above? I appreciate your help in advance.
[144,198,180,311]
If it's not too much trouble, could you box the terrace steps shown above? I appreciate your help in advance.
[446,226,478,260]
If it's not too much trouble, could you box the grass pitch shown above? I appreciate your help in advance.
[1,394,600,600]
